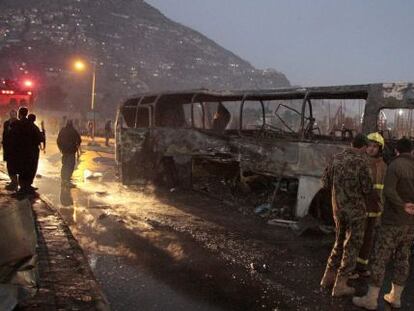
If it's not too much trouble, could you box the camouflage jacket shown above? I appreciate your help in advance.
[382,153,414,225]
[322,148,373,221]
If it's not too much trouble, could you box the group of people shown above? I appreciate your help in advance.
[2,107,45,194]
[320,132,414,310]
[2,106,83,194]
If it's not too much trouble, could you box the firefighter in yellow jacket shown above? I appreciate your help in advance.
[350,132,387,279]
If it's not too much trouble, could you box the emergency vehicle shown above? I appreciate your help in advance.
[0,78,34,116]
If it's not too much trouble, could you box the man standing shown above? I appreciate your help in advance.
[57,120,81,187]
[350,132,387,279]
[353,137,414,310]
[2,109,18,190]
[87,120,93,140]
[320,134,373,297]
[104,120,112,146]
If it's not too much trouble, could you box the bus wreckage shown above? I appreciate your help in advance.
[115,82,414,227]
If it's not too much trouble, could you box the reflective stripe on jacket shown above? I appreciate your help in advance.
[367,157,387,217]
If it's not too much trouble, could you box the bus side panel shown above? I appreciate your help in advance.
[118,128,152,184]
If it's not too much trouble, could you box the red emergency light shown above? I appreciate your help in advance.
[1,90,15,95]
[23,79,33,88]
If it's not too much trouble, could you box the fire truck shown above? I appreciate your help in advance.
[0,78,34,116]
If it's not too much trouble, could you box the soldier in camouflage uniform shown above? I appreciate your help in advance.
[353,138,414,310]
[320,134,373,297]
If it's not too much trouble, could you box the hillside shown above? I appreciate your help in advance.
[0,0,290,115]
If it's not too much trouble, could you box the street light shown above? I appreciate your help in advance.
[73,59,97,142]
[74,60,86,71]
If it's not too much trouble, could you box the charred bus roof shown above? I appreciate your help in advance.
[120,84,374,108]
[120,82,414,106]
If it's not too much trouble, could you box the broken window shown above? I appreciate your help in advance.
[221,102,240,130]
[182,104,194,128]
[121,99,139,128]
[183,101,241,131]
[155,97,186,128]
[183,102,204,128]
[311,99,366,136]
[266,99,302,134]
[241,100,264,130]
[203,102,219,130]
[135,107,150,128]
[193,103,204,128]
[378,108,414,139]
[201,101,231,131]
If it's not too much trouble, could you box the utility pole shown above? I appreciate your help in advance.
[91,61,96,141]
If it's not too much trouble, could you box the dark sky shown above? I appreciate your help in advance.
[146,0,414,86]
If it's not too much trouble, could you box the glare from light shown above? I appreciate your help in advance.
[399,109,404,116]
[74,60,86,71]
[1,90,14,94]
[23,80,33,88]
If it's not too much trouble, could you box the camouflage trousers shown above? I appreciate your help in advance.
[326,214,366,276]
[369,224,414,287]
[356,216,380,270]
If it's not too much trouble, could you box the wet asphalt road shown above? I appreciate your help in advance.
[21,136,414,311]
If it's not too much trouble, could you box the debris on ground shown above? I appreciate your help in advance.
[98,213,108,220]
[194,174,299,225]
[267,218,298,228]
[95,191,108,196]
[254,203,271,215]
[89,205,111,210]
[291,214,334,236]
[84,170,103,180]
[0,199,38,310]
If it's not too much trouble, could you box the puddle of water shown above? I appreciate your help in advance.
[93,157,115,166]
[34,144,274,311]
[37,177,228,311]
[94,255,225,311]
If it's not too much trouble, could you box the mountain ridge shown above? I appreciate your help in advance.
[0,0,289,114]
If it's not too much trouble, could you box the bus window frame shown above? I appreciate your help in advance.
[239,96,265,133]
[134,105,152,129]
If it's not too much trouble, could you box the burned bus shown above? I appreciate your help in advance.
[115,83,414,224]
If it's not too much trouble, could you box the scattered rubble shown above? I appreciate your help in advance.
[84,170,103,180]
[0,199,37,310]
